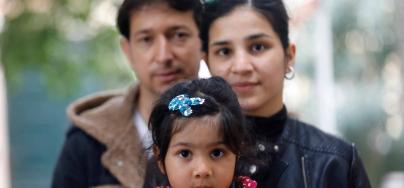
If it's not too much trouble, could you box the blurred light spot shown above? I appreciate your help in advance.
[27,0,52,14]
[382,53,402,116]
[57,17,94,42]
[383,53,402,92]
[345,30,365,54]
[382,0,395,14]
[284,74,311,111]
[386,116,402,140]
[381,172,404,188]
[89,1,117,28]
[368,129,392,155]
[383,92,400,115]
[3,1,24,19]
[365,33,382,52]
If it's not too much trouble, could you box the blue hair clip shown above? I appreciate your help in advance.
[168,94,205,117]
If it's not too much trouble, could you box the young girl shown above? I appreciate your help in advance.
[198,0,371,187]
[148,77,257,188]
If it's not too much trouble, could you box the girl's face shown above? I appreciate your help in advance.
[161,116,236,188]
[207,6,295,117]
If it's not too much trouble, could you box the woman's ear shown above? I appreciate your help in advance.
[153,145,166,174]
[285,43,296,68]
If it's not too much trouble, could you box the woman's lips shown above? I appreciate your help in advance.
[232,82,257,93]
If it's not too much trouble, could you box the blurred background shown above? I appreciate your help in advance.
[0,0,403,187]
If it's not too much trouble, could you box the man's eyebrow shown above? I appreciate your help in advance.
[132,29,151,36]
[245,33,271,40]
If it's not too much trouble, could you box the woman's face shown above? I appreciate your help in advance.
[207,6,295,117]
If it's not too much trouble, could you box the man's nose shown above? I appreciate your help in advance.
[230,50,254,74]
[154,36,174,64]
[192,158,212,178]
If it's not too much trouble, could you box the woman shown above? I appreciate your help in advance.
[199,0,371,187]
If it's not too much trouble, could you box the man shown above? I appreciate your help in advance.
[51,0,202,187]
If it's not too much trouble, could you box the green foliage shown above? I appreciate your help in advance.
[0,0,132,96]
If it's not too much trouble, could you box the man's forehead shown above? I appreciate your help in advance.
[129,4,195,34]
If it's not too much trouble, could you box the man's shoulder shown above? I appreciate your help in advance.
[65,84,140,144]
[283,118,354,160]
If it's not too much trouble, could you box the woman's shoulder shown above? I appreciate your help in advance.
[282,118,354,160]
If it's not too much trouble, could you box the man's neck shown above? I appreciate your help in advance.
[137,87,158,123]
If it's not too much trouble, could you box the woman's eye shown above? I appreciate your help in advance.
[210,149,224,159]
[179,150,191,158]
[251,44,266,53]
[217,48,231,56]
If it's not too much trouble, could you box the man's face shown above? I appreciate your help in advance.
[121,3,201,96]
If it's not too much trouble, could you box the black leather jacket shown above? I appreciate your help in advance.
[241,109,371,188]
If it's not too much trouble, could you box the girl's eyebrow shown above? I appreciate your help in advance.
[170,140,226,148]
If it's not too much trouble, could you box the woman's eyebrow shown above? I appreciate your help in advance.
[245,33,271,41]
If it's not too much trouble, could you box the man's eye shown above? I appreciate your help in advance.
[174,32,189,39]
[210,149,224,159]
[138,36,152,43]
[179,150,191,158]
[251,44,266,53]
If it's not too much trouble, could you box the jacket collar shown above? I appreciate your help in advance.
[67,84,146,188]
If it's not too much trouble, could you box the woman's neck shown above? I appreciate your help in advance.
[244,98,284,117]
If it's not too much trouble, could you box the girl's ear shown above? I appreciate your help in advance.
[152,145,166,174]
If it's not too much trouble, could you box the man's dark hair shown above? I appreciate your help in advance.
[117,0,201,39]
[196,0,290,52]
[149,76,251,164]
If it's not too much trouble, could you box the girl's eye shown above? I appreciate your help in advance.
[251,44,266,53]
[179,150,191,158]
[210,149,224,159]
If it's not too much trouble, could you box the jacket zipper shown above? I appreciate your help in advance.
[301,156,308,188]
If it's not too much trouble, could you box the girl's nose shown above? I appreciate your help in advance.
[192,159,212,178]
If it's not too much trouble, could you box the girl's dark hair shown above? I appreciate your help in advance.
[117,0,200,39]
[149,76,250,163]
[197,0,290,52]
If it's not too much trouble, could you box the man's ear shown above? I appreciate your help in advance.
[153,145,166,174]
[120,37,134,67]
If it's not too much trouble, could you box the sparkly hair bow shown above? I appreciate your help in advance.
[168,94,205,117]
[238,176,257,188]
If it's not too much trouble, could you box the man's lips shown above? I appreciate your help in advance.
[155,70,180,83]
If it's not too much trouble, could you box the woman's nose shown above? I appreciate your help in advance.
[231,50,254,74]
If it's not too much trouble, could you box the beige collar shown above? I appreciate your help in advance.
[67,85,146,188]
